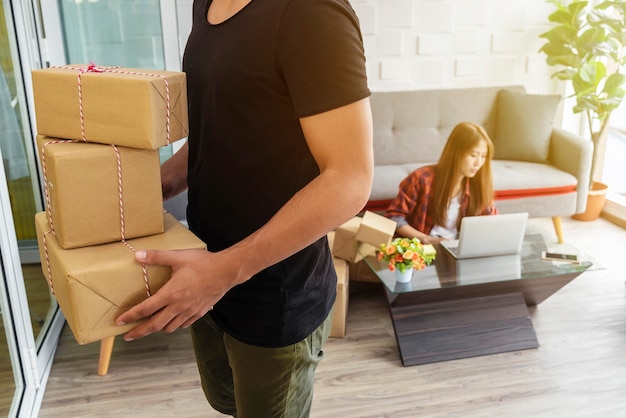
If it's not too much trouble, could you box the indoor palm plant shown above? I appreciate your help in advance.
[539,0,626,218]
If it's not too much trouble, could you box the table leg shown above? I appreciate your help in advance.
[387,292,539,366]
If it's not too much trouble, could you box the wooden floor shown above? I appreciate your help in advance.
[38,216,626,417]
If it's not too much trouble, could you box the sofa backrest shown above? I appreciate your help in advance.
[370,85,526,165]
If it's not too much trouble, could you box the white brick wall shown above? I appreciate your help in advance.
[351,0,561,96]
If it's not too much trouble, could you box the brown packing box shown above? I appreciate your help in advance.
[331,216,382,263]
[330,257,349,338]
[348,258,381,283]
[331,217,365,263]
[36,135,164,249]
[32,65,188,149]
[35,212,206,345]
[355,210,397,248]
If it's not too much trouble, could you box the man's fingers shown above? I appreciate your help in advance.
[120,306,173,341]
[134,249,176,266]
[115,293,164,326]
[135,248,208,268]
[122,304,193,341]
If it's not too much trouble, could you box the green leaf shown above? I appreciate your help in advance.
[608,31,626,47]
[572,102,587,114]
[599,96,624,112]
[551,68,578,80]
[578,27,610,55]
[578,61,606,85]
[603,72,626,96]
[573,78,594,96]
[568,1,589,20]
[545,54,581,68]
[548,9,574,24]
[539,37,575,54]
[588,8,620,26]
[539,25,580,45]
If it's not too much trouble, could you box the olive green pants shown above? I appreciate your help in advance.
[190,312,332,418]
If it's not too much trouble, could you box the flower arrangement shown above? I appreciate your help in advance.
[377,237,436,273]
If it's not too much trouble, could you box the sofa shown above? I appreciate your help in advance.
[363,85,594,243]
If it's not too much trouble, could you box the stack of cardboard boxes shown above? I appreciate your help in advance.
[31,65,206,346]
[328,211,397,337]
[29,65,399,345]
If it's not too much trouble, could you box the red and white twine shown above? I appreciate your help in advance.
[112,144,151,298]
[56,63,171,145]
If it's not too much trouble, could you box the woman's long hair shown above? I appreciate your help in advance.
[430,121,495,228]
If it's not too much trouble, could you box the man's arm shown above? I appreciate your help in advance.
[115,98,374,340]
[161,141,189,201]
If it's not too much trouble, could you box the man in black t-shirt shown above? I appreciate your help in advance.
[116,0,372,416]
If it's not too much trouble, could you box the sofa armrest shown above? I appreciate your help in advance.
[549,127,594,213]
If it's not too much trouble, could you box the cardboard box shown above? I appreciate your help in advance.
[35,212,206,345]
[37,135,164,249]
[348,258,382,283]
[330,257,349,338]
[331,217,364,263]
[32,65,188,149]
[355,210,397,247]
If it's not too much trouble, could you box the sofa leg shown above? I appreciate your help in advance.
[552,216,564,243]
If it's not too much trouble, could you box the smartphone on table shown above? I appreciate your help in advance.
[541,251,580,264]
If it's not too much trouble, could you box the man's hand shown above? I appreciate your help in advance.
[115,248,236,341]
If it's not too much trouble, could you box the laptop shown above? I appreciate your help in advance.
[440,212,528,259]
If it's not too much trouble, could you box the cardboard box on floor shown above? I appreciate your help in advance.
[31,65,188,149]
[330,217,361,262]
[36,135,164,249]
[35,212,206,345]
[348,259,382,283]
[330,257,349,338]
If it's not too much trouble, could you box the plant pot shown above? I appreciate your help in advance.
[394,268,413,283]
[572,181,609,221]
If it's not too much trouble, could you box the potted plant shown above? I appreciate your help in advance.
[377,237,436,283]
[539,0,626,220]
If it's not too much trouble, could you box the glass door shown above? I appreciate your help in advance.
[1,0,189,415]
[1,0,64,416]
[1,153,34,418]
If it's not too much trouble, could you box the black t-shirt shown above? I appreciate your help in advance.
[182,0,370,347]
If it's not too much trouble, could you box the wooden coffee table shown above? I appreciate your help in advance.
[362,229,595,366]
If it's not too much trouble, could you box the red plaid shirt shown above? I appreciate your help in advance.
[385,165,497,235]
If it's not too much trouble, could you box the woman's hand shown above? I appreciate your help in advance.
[421,235,447,245]
[395,224,445,245]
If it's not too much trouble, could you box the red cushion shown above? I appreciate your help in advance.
[494,185,576,200]
[365,185,577,212]
[362,200,392,212]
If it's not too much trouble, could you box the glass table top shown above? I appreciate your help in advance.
[361,226,598,295]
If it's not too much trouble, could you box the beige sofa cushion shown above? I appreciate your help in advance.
[494,89,561,163]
